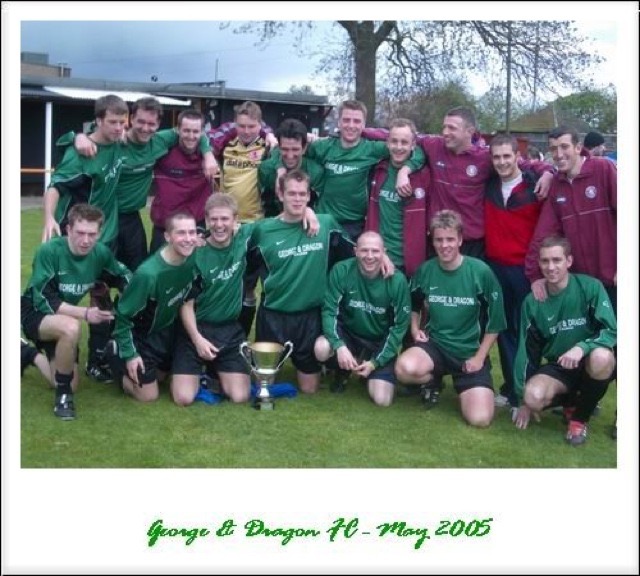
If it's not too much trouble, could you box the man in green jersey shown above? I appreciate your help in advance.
[172,194,252,405]
[512,236,617,446]
[395,210,506,427]
[249,169,355,394]
[110,212,198,403]
[43,94,130,384]
[43,95,129,246]
[314,231,410,406]
[258,118,324,216]
[306,100,423,241]
[21,204,131,420]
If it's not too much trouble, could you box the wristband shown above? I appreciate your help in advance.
[85,308,90,321]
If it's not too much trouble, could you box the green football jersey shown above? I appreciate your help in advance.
[113,251,196,360]
[23,236,131,314]
[513,273,617,401]
[250,214,353,313]
[307,137,424,223]
[51,143,124,245]
[410,256,506,360]
[322,258,410,368]
[188,224,254,323]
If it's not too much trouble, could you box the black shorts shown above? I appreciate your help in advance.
[21,296,78,362]
[535,361,615,392]
[173,321,249,376]
[256,306,321,374]
[410,339,493,393]
[117,211,148,272]
[325,325,396,385]
[118,324,176,385]
[339,220,365,243]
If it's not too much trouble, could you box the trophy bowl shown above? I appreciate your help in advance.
[240,341,293,411]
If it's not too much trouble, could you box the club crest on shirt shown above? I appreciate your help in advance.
[414,188,425,199]
[585,186,597,199]
[248,150,263,162]
[466,164,478,177]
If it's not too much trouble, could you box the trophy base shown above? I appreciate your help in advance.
[253,398,275,411]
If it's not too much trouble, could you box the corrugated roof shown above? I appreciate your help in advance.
[22,74,328,106]
[43,86,191,106]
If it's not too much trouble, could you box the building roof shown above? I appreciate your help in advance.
[510,103,593,133]
[21,74,329,107]
[44,86,192,106]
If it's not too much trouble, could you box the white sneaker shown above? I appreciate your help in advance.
[494,393,510,408]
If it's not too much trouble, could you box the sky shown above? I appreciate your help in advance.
[4,2,639,575]
[21,20,337,94]
[20,18,619,100]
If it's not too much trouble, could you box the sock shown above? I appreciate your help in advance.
[573,375,611,423]
[239,303,257,338]
[546,392,574,410]
[88,321,111,366]
[54,371,73,397]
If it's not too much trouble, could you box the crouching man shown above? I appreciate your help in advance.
[513,236,616,446]
[395,210,506,427]
[171,194,252,405]
[110,212,198,402]
[21,204,130,419]
[314,231,410,406]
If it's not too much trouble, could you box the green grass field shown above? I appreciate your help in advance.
[20,208,617,468]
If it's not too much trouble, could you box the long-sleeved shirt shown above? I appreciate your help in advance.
[23,236,131,314]
[50,142,124,246]
[363,128,551,242]
[524,155,617,287]
[113,251,196,360]
[484,169,542,266]
[322,258,410,368]
[208,122,271,222]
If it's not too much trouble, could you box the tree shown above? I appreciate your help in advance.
[554,86,617,133]
[336,21,395,121]
[222,21,603,125]
[444,21,601,129]
[288,84,316,95]
[475,85,527,133]
[377,80,476,133]
[222,20,397,121]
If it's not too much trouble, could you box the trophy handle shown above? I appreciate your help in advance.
[239,341,253,369]
[276,341,294,370]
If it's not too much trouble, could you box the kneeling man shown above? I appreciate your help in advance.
[513,236,616,446]
[314,231,410,406]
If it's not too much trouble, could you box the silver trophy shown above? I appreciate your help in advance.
[240,341,294,410]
